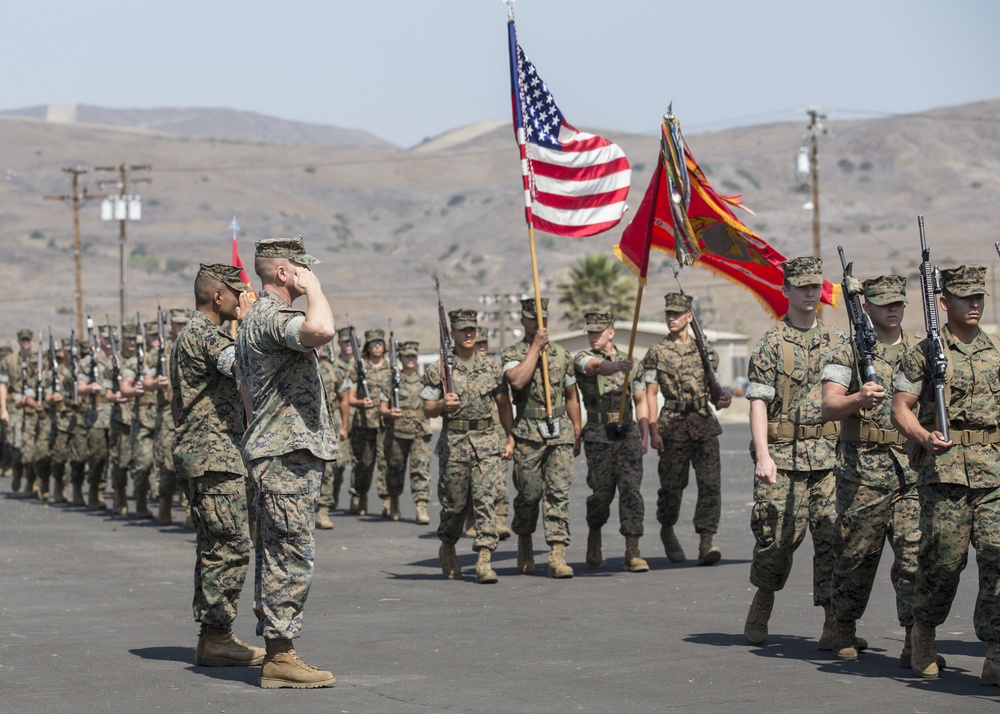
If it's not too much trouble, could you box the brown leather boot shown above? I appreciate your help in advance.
[547,544,574,579]
[624,535,649,573]
[982,640,1000,686]
[585,527,603,569]
[135,489,153,519]
[197,625,265,667]
[439,541,461,580]
[899,625,946,669]
[389,495,400,522]
[660,525,686,563]
[259,638,335,689]
[315,506,333,530]
[833,619,859,661]
[476,549,498,584]
[744,588,774,645]
[517,534,534,574]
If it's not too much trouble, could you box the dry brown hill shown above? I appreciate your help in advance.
[0,100,997,359]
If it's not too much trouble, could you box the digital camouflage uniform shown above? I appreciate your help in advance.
[237,287,337,641]
[643,332,723,537]
[107,329,135,512]
[172,309,252,630]
[345,347,388,507]
[422,348,507,552]
[316,352,341,515]
[27,359,52,500]
[576,345,645,536]
[0,340,35,491]
[895,298,1000,647]
[83,343,114,508]
[382,356,432,509]
[129,327,161,511]
[153,331,178,516]
[46,348,87,503]
[746,316,843,604]
[502,331,577,547]
[822,275,920,628]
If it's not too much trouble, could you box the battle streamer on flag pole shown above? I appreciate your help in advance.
[230,215,256,299]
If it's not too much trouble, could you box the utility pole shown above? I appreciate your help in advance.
[43,166,105,337]
[806,108,826,260]
[95,163,151,327]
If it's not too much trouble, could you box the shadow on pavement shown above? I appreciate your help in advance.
[130,646,260,684]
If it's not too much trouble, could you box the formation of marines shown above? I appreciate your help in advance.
[3,234,998,689]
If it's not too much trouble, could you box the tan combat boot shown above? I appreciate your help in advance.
[476,549,498,584]
[415,502,431,525]
[818,605,868,651]
[389,495,400,522]
[899,625,946,669]
[87,483,104,511]
[71,480,85,506]
[832,619,859,661]
[744,588,774,645]
[439,541,461,580]
[113,486,128,517]
[496,514,512,540]
[315,506,333,530]
[660,525,686,563]
[52,475,67,504]
[911,620,940,679]
[698,533,721,565]
[135,489,153,519]
[624,535,649,573]
[259,638,335,689]
[547,543,574,579]
[381,497,392,518]
[158,498,173,526]
[585,527,603,568]
[517,534,534,574]
[982,640,1000,686]
[349,494,360,514]
[197,625,265,667]
[357,493,368,517]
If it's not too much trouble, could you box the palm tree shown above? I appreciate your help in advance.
[557,253,635,329]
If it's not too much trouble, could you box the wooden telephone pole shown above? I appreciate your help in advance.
[95,163,151,327]
[44,166,105,337]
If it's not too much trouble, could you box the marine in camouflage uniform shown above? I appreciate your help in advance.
[422,308,514,583]
[314,329,354,527]
[891,264,1000,684]
[821,274,917,662]
[744,257,843,648]
[502,297,582,579]
[156,308,191,526]
[25,341,52,501]
[575,310,650,573]
[83,327,115,510]
[379,340,432,524]
[44,338,88,504]
[107,323,138,516]
[314,344,340,530]
[235,237,336,688]
[129,321,167,519]
[172,263,263,669]
[344,328,389,516]
[0,329,37,493]
[643,293,732,566]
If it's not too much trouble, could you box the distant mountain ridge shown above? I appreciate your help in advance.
[1,104,396,149]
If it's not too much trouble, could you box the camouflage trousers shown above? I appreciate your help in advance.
[383,433,431,504]
[750,468,836,605]
[350,427,384,497]
[181,471,252,628]
[832,478,920,624]
[155,419,177,502]
[86,426,109,492]
[914,482,1000,641]
[582,426,644,536]
[658,436,721,535]
[318,433,351,510]
[511,439,574,546]
[437,453,505,552]
[130,421,156,495]
[109,420,132,493]
[249,449,324,641]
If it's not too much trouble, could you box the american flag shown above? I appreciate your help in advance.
[508,20,631,238]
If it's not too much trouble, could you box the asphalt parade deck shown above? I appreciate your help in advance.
[1,423,995,713]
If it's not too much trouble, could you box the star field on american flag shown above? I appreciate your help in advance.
[518,48,563,149]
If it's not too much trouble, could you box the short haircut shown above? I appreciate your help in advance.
[254,256,283,284]
[194,273,225,307]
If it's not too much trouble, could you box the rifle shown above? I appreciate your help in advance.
[435,277,455,395]
[344,314,370,400]
[917,215,949,442]
[670,262,724,404]
[156,296,167,379]
[48,327,61,397]
[106,315,122,393]
[837,246,879,385]
[86,309,100,409]
[388,319,401,411]
[69,327,80,403]
[35,332,43,406]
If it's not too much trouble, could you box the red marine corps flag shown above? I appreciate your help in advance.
[615,112,839,318]
[230,215,256,298]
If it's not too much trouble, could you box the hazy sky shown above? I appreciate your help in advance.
[2,1,997,147]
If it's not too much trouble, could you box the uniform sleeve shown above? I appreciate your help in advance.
[421,360,443,401]
[893,344,925,396]
[746,333,777,402]
[282,314,310,352]
[575,351,600,373]
[821,338,853,387]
